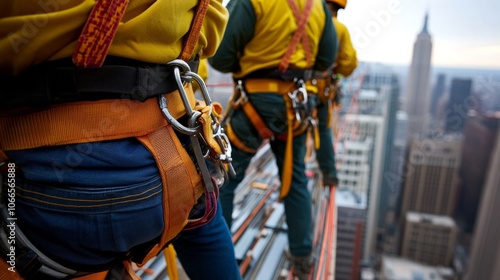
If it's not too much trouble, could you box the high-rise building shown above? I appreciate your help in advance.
[399,135,462,219]
[340,88,390,260]
[431,74,446,118]
[338,63,401,261]
[381,111,408,255]
[401,212,457,267]
[335,189,367,280]
[380,256,455,280]
[336,138,372,194]
[404,13,433,138]
[444,78,473,133]
[456,111,500,234]
[362,65,401,233]
[464,130,500,280]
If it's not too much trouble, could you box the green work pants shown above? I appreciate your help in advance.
[220,92,313,257]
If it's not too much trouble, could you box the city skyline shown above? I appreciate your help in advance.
[338,0,500,69]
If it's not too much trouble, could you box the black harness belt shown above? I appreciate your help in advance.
[1,59,199,110]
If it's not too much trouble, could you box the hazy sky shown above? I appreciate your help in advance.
[338,0,500,69]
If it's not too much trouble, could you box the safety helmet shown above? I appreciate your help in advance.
[326,0,347,9]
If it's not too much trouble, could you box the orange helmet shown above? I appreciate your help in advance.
[326,0,347,9]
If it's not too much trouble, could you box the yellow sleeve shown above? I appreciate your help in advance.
[333,18,357,77]
[0,1,228,76]
[198,58,209,82]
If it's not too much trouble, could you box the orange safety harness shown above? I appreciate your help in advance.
[311,72,341,128]
[224,0,317,199]
[0,0,233,279]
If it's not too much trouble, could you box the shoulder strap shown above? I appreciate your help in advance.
[73,0,130,68]
[179,0,211,61]
[278,0,314,72]
[73,0,210,67]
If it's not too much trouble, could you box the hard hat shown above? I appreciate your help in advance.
[326,0,347,9]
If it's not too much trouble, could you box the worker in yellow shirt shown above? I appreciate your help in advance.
[0,1,241,279]
[314,0,358,187]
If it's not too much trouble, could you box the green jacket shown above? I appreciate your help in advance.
[210,0,338,78]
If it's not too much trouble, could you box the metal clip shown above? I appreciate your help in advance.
[232,80,248,109]
[288,79,309,122]
[159,59,235,180]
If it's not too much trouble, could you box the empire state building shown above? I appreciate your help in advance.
[404,13,433,138]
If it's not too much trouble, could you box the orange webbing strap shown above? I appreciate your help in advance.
[72,0,130,68]
[278,0,314,72]
[225,121,257,154]
[164,245,179,280]
[242,79,302,199]
[241,102,274,140]
[0,260,23,280]
[280,96,296,199]
[180,0,211,61]
[120,261,141,280]
[0,84,196,151]
[286,0,313,68]
[195,102,225,156]
[135,125,203,267]
[244,79,297,95]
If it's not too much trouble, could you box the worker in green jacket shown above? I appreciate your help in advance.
[209,0,337,279]
[314,0,358,187]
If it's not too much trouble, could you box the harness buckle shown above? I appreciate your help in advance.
[288,79,309,122]
[232,80,248,109]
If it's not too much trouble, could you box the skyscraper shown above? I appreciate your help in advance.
[339,87,390,261]
[464,130,500,280]
[456,111,500,233]
[335,189,367,280]
[430,74,446,119]
[444,78,473,133]
[399,135,462,219]
[404,13,433,138]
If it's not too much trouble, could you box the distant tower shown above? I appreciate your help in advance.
[430,74,446,118]
[404,13,433,138]
[445,78,473,133]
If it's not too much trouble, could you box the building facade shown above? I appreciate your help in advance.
[401,212,457,267]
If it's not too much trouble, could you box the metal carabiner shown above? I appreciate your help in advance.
[287,90,302,122]
[232,80,249,109]
[161,59,235,177]
[295,79,308,105]
[159,95,200,135]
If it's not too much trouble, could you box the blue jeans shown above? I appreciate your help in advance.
[7,138,241,279]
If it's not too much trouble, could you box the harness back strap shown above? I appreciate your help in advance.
[73,0,130,68]
[287,0,313,68]
[278,0,314,72]
[72,0,209,67]
[180,0,211,61]
[236,79,306,198]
